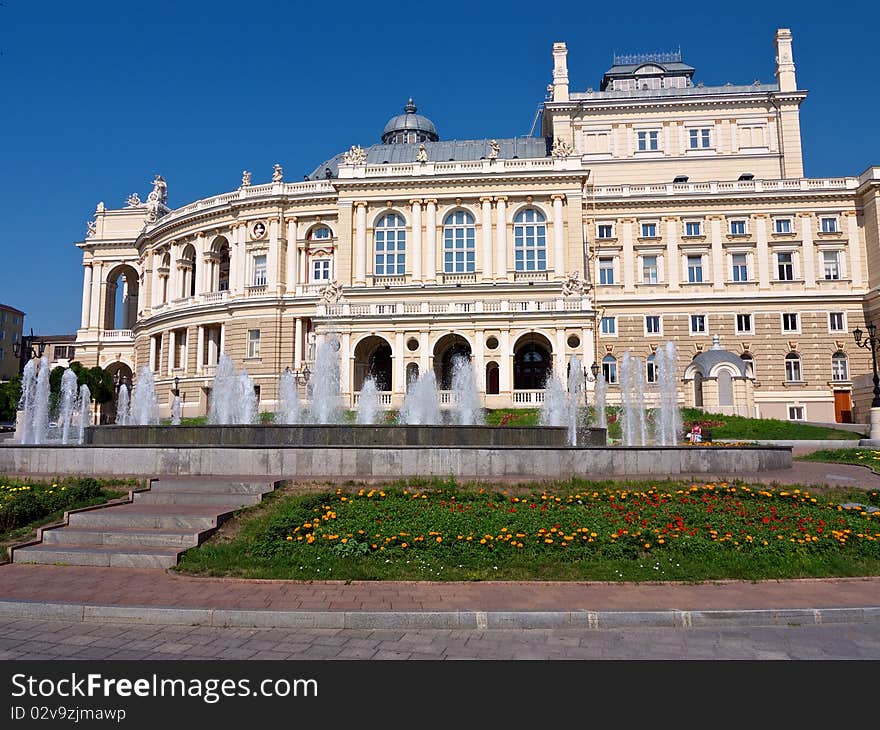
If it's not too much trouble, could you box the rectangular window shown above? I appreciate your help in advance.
[775,219,792,234]
[173,330,187,370]
[640,222,657,238]
[685,221,701,237]
[312,259,331,282]
[602,359,617,384]
[777,252,794,281]
[641,255,658,284]
[690,314,706,334]
[785,357,802,383]
[829,312,845,332]
[598,257,615,285]
[820,217,838,233]
[736,313,753,334]
[600,317,616,335]
[637,130,659,151]
[687,255,703,283]
[782,313,799,332]
[443,217,476,273]
[832,356,849,382]
[788,405,805,421]
[597,224,613,239]
[252,255,267,287]
[823,251,840,280]
[730,220,746,235]
[688,128,711,149]
[247,329,261,358]
[645,315,661,335]
[731,253,748,282]
[646,358,658,383]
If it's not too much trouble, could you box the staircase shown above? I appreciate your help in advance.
[12,478,277,568]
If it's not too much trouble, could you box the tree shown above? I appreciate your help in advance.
[68,362,114,404]
[0,376,22,423]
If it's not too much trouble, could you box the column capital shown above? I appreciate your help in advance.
[423,198,438,206]
[752,213,771,219]
[550,194,567,203]
[479,196,494,204]
[842,210,858,217]
[797,212,814,218]
[409,198,423,206]
[353,201,369,209]
[704,214,725,221]
[661,216,680,222]
[494,196,508,203]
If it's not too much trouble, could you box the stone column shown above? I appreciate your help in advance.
[236,224,248,293]
[500,329,512,396]
[286,218,298,291]
[480,197,493,280]
[845,210,863,286]
[554,328,566,378]
[754,215,771,289]
[355,202,367,284]
[89,261,103,330]
[219,325,225,357]
[621,219,635,292]
[663,217,680,290]
[710,216,725,290]
[194,233,206,295]
[151,250,162,308]
[227,228,238,295]
[207,329,218,367]
[167,330,176,375]
[495,197,508,280]
[80,264,92,329]
[394,331,405,395]
[169,242,181,300]
[294,317,303,369]
[196,326,205,373]
[424,199,437,282]
[800,213,816,288]
[410,200,422,281]
[267,218,280,292]
[299,247,307,285]
[473,329,485,395]
[149,335,157,372]
[552,195,566,276]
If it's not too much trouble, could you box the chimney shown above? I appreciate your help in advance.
[552,42,569,102]
[774,28,797,92]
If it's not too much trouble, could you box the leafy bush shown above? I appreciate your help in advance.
[0,477,117,533]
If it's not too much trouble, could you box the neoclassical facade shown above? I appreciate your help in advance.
[73,29,880,424]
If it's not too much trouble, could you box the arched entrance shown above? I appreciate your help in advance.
[433,334,471,389]
[405,362,419,391]
[209,237,231,292]
[102,361,134,424]
[353,336,392,391]
[103,264,140,330]
[513,333,553,390]
[485,361,499,395]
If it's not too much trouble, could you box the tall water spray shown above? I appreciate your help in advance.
[171,395,182,425]
[539,376,567,426]
[620,352,648,446]
[356,376,381,425]
[594,372,607,431]
[450,356,483,425]
[565,355,584,446]
[130,366,159,426]
[276,369,303,424]
[654,341,681,446]
[29,357,51,445]
[59,368,79,444]
[309,337,342,424]
[16,358,38,444]
[398,371,442,425]
[208,354,237,425]
[115,384,130,426]
[76,384,91,444]
[235,370,258,424]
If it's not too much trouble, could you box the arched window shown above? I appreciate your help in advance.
[374,214,406,276]
[784,352,802,383]
[443,211,476,273]
[740,352,755,378]
[646,354,658,383]
[485,362,499,395]
[406,363,419,391]
[513,208,546,272]
[602,355,617,384]
[309,225,332,241]
[832,352,849,382]
[717,369,733,406]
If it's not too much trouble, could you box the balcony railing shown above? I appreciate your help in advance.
[591,176,858,198]
[319,297,590,318]
[513,390,546,404]
[103,329,134,340]
[353,391,394,406]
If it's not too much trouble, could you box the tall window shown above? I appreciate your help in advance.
[252,255,267,287]
[689,128,711,149]
[832,352,849,381]
[312,259,331,282]
[598,257,615,285]
[597,224,614,239]
[784,352,802,382]
[646,354,658,383]
[641,255,658,284]
[775,219,792,234]
[685,221,701,237]
[645,315,661,335]
[514,209,547,272]
[690,314,706,334]
[600,316,616,335]
[820,217,838,233]
[374,214,406,276]
[637,130,659,151]
[730,220,746,235]
[443,211,476,273]
[782,313,799,332]
[732,253,748,282]
[829,312,845,332]
[777,252,794,281]
[641,222,657,238]
[602,355,618,384]
[823,251,840,280]
[736,313,753,334]
[247,330,261,359]
[687,255,703,283]
[740,352,755,378]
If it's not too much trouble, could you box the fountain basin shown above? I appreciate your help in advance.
[84,424,608,448]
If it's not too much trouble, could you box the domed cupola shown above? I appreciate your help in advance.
[381,98,439,144]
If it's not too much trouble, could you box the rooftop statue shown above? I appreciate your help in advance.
[487,139,500,160]
[561,271,588,297]
[552,137,573,158]
[416,144,428,162]
[126,193,142,208]
[272,164,283,182]
[342,145,367,165]
[241,170,251,187]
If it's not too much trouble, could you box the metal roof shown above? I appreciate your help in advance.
[690,350,749,378]
[308,137,551,180]
[571,82,779,101]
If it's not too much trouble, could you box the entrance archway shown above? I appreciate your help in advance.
[103,264,140,330]
[513,333,553,390]
[353,336,392,391]
[433,334,471,389]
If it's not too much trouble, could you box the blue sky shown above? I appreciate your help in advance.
[0,0,877,334]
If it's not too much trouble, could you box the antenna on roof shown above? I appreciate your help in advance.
[528,106,542,137]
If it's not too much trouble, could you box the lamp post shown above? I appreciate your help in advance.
[581,361,600,408]
[13,329,47,373]
[853,323,880,439]
[292,365,311,387]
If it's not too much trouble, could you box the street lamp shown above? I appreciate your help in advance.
[581,361,600,408]
[13,329,47,369]
[172,376,180,397]
[292,365,311,386]
[854,323,880,408]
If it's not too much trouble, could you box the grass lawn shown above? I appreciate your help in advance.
[175,478,880,582]
[0,476,136,562]
[798,448,880,472]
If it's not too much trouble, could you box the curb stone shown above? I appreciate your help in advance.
[0,600,878,630]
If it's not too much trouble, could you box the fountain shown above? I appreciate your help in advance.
[450,356,483,426]
[654,341,681,446]
[115,384,130,426]
[398,371,442,425]
[309,337,342,424]
[539,375,567,427]
[171,395,182,425]
[565,355,584,446]
[356,376,381,425]
[129,365,159,426]
[59,368,79,444]
[619,351,648,446]
[17,357,51,445]
[276,369,303,424]
[235,370,258,425]
[593,372,607,431]
[75,384,91,444]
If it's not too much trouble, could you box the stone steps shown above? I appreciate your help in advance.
[13,478,277,568]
